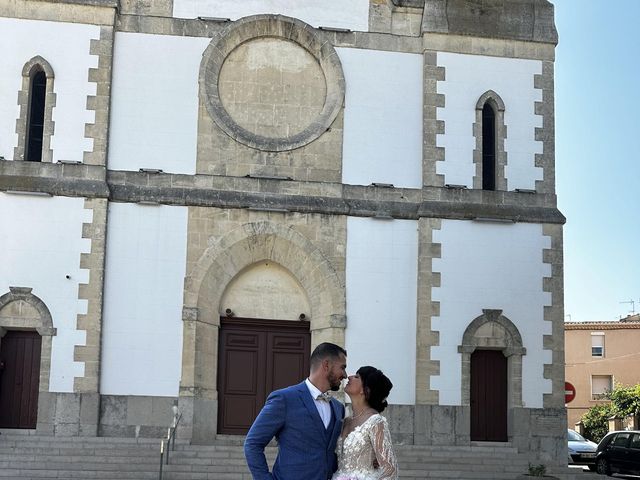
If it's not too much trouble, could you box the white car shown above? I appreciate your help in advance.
[568,429,597,471]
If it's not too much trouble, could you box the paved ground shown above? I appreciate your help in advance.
[568,464,640,478]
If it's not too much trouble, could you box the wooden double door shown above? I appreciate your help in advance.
[217,318,310,434]
[0,330,42,429]
[470,349,508,442]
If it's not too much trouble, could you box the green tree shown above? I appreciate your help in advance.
[608,383,640,417]
[580,383,640,443]
[581,403,614,443]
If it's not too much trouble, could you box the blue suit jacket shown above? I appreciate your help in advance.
[244,381,345,480]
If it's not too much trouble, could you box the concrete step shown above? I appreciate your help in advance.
[0,432,161,480]
[0,433,607,480]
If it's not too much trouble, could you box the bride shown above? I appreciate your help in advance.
[332,366,398,480]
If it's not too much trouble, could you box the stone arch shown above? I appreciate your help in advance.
[179,221,345,441]
[458,309,525,407]
[199,14,345,152]
[0,286,56,394]
[14,56,56,162]
[473,90,507,191]
[475,90,506,112]
[21,55,55,79]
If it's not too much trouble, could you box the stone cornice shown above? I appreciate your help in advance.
[0,161,565,224]
[0,0,117,25]
[28,0,117,6]
[0,160,109,197]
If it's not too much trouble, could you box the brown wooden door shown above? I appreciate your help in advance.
[0,330,42,429]
[217,318,310,434]
[470,349,507,441]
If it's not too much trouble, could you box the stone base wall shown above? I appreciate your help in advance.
[33,393,176,439]
[98,395,177,438]
[36,392,100,436]
[30,394,565,461]
[384,404,567,466]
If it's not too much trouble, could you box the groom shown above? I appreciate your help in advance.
[244,342,347,480]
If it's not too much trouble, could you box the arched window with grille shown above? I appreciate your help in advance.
[26,67,47,161]
[481,102,496,190]
[15,56,55,162]
[474,91,506,191]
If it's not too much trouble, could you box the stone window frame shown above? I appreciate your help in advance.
[458,309,525,409]
[14,56,56,163]
[199,14,345,152]
[473,90,507,191]
[0,287,56,402]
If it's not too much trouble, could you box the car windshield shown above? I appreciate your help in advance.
[568,430,586,442]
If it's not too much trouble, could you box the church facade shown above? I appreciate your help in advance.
[0,0,566,464]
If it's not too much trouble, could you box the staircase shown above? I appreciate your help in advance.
[0,431,604,480]
[0,430,161,479]
[161,438,598,480]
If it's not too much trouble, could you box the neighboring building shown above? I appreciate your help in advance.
[565,317,640,429]
[0,0,565,467]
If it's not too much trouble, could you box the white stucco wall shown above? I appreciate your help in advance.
[436,52,543,190]
[0,193,91,392]
[430,220,552,407]
[100,203,187,396]
[172,0,370,31]
[339,48,423,189]
[108,33,209,174]
[345,217,418,405]
[0,18,99,162]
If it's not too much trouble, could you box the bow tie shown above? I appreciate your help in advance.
[316,392,331,402]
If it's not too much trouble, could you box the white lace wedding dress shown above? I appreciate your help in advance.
[332,414,398,480]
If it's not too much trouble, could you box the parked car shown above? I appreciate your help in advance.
[595,430,640,476]
[568,429,597,470]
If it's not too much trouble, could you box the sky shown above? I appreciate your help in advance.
[553,1,640,322]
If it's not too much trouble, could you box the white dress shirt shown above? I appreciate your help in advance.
[305,378,331,428]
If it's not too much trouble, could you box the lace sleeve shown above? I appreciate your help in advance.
[368,416,398,479]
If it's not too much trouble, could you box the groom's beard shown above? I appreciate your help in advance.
[328,372,342,391]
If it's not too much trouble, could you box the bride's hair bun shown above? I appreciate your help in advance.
[357,366,393,413]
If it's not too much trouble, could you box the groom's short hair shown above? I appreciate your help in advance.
[310,342,347,368]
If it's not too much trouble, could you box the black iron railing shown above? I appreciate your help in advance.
[159,407,182,480]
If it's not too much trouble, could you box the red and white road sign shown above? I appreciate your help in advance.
[565,381,576,404]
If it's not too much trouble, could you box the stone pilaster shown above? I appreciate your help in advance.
[84,24,115,166]
[73,197,108,435]
[422,50,445,187]
[415,217,441,404]
[542,223,564,409]
[535,60,556,194]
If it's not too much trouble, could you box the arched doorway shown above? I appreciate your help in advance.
[216,261,312,434]
[180,221,346,441]
[0,287,56,430]
[458,309,526,442]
